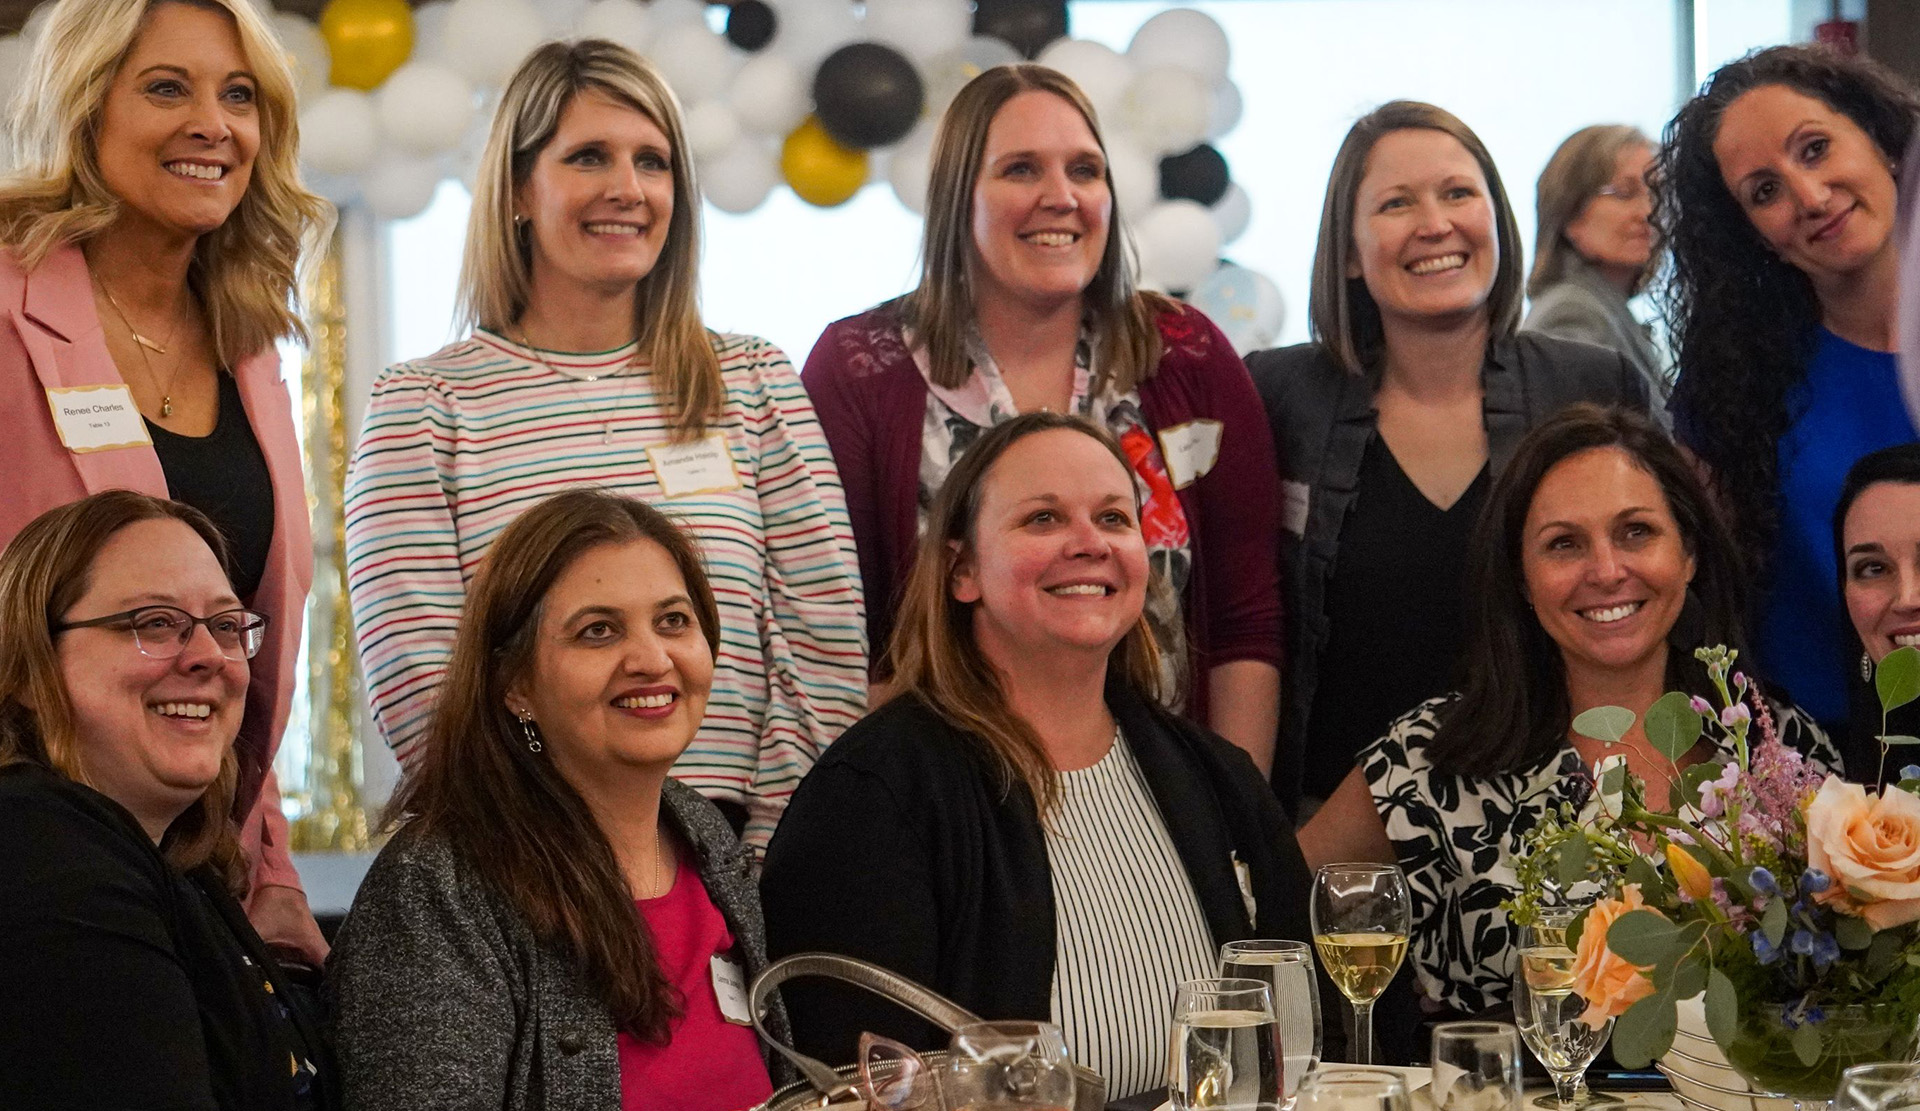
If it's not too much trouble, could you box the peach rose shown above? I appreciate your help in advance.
[1804,777,1920,930]
[1572,886,1660,1029]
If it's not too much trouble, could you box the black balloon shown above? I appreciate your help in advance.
[725,0,776,51]
[812,42,925,150]
[1159,143,1230,207]
[972,0,1068,59]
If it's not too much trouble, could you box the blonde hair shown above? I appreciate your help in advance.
[1307,100,1525,377]
[901,64,1174,394]
[0,491,245,890]
[459,39,721,440]
[0,0,330,367]
[1529,124,1656,298]
[885,412,1162,815]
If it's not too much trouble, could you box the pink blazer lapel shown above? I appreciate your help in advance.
[16,245,168,495]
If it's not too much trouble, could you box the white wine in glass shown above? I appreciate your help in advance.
[1310,863,1411,1066]
[1169,978,1284,1111]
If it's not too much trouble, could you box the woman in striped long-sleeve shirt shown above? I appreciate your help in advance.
[344,40,865,854]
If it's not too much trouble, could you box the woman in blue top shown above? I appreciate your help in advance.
[1659,45,1919,749]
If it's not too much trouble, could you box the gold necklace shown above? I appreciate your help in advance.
[95,278,184,418]
[516,328,638,445]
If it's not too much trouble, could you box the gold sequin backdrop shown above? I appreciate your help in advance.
[290,227,372,853]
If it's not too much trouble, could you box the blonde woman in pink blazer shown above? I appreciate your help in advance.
[0,0,329,960]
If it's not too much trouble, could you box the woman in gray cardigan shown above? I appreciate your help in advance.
[328,490,791,1111]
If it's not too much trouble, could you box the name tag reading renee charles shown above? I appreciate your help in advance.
[647,432,742,498]
[47,385,152,453]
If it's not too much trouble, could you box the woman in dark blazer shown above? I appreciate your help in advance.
[761,412,1312,1098]
[1246,100,1648,817]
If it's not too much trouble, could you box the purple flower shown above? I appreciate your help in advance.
[1698,762,1743,819]
[1690,696,1715,717]
[1750,867,1780,897]
[1903,765,1920,781]
[1753,931,1783,965]
[1721,702,1752,729]
[1802,870,1832,895]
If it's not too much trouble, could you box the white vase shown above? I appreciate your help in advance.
[1658,997,1799,1111]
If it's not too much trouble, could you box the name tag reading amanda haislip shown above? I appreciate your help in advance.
[646,431,743,498]
[47,385,152,453]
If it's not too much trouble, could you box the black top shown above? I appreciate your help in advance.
[1302,437,1489,799]
[147,371,275,601]
[0,763,334,1111]
[759,680,1316,1067]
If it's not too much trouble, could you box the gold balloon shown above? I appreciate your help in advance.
[781,117,869,208]
[320,0,414,91]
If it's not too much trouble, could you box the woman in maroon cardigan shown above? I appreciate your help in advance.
[802,64,1281,770]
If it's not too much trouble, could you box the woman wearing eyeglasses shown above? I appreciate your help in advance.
[0,491,334,1111]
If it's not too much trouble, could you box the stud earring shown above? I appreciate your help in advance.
[1863,651,1875,682]
[515,711,542,753]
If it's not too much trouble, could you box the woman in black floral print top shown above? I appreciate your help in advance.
[1298,404,1841,1016]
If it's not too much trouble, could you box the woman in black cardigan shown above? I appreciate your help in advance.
[761,412,1314,1098]
[0,491,333,1111]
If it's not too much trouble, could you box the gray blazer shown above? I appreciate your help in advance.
[328,779,793,1111]
[1522,256,1669,420]
[1246,333,1651,811]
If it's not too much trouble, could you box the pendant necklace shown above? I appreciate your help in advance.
[95,277,184,418]
[517,329,638,445]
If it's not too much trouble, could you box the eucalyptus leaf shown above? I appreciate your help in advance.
[1880,736,1920,746]
[1878,646,1920,715]
[1565,909,1587,955]
[1627,856,1672,904]
[1762,898,1788,946]
[1558,836,1592,888]
[1793,1021,1824,1068]
[1705,969,1739,1046]
[1870,931,1905,979]
[1835,915,1875,951]
[1645,690,1706,762]
[1669,953,1708,999]
[1611,991,1679,1068]
[1607,909,1683,966]
[1681,762,1725,813]
[1575,705,1637,744]
[1599,762,1628,800]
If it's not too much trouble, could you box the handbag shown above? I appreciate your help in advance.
[749,952,1108,1111]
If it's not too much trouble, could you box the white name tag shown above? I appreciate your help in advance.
[647,432,742,498]
[46,385,151,453]
[1157,419,1223,490]
[711,954,753,1026]
[1282,480,1310,538]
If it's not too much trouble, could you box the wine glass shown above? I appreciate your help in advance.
[1293,1068,1411,1111]
[1835,1064,1920,1111]
[1220,940,1323,1109]
[1169,977,1284,1111]
[1310,863,1410,1065]
[1513,907,1614,1109]
[1431,1022,1524,1111]
[945,1021,1076,1111]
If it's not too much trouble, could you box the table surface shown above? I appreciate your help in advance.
[1148,1067,1686,1111]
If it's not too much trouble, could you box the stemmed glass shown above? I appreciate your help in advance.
[1169,978,1284,1111]
[945,1021,1076,1111]
[1513,907,1615,1109]
[1310,863,1410,1065]
[1220,940,1323,1109]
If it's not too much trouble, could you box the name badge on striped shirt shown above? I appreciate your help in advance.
[648,432,742,498]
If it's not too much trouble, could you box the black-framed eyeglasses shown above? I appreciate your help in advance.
[54,605,269,662]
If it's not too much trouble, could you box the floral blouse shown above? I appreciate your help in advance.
[1360,694,1841,1015]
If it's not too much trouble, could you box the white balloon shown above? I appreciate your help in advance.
[541,0,592,36]
[1036,39,1132,124]
[1135,200,1222,293]
[1206,81,1243,140]
[684,100,742,163]
[376,63,476,157]
[1188,264,1284,355]
[647,0,709,32]
[411,0,454,65]
[300,89,381,177]
[441,0,547,87]
[865,0,970,61]
[728,52,808,136]
[573,0,653,53]
[886,120,935,215]
[701,139,781,215]
[270,14,330,102]
[303,169,364,208]
[1104,134,1157,222]
[651,21,742,105]
[1127,9,1230,86]
[364,155,446,220]
[1210,180,1251,245]
[920,35,1021,118]
[766,0,861,71]
[1117,66,1210,156]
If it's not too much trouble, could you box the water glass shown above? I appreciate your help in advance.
[1836,1063,1920,1111]
[945,1021,1076,1111]
[1221,939,1324,1109]
[1432,1022,1524,1111]
[1513,907,1611,1109]
[1310,863,1411,1065]
[1169,977,1284,1111]
[1293,1068,1411,1111]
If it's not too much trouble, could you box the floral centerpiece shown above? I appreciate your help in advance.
[1507,645,1920,1098]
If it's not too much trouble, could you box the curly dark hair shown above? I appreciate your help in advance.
[1655,44,1918,568]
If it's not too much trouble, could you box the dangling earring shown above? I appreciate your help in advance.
[1863,651,1876,682]
[516,711,542,753]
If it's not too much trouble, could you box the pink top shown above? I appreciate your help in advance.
[618,862,774,1111]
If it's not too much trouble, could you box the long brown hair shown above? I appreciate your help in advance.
[385,488,722,1042]
[900,63,1175,394]
[0,490,245,889]
[1307,100,1525,377]
[1528,124,1657,298]
[884,411,1161,813]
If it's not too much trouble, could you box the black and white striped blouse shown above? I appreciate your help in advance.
[1046,730,1218,1097]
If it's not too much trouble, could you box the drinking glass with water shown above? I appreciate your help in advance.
[1219,940,1323,1109]
[1169,977,1283,1111]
